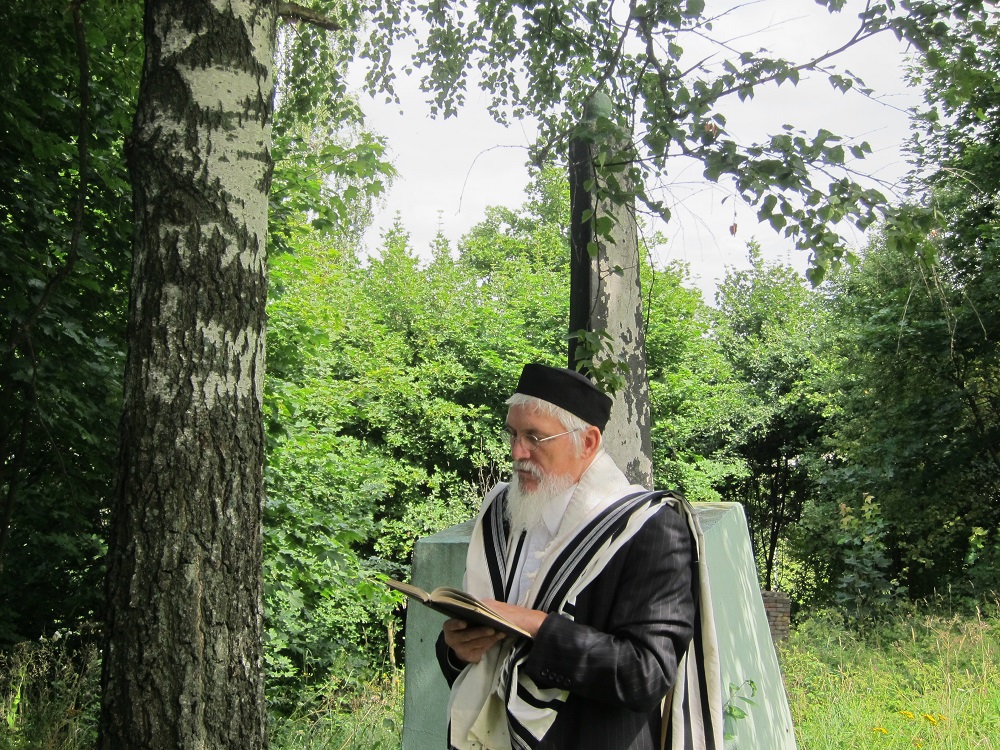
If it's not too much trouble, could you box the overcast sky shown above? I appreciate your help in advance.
[353,1,922,300]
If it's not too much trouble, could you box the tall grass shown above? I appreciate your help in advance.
[0,638,403,750]
[267,667,403,750]
[3,601,997,750]
[780,601,1000,750]
[0,634,100,750]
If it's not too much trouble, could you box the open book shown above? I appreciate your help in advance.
[384,579,532,639]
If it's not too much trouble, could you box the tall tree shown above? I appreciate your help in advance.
[713,244,827,590]
[797,12,1000,604]
[99,0,276,745]
[568,105,654,484]
[802,11,1000,605]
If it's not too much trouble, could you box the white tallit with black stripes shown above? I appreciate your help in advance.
[447,452,722,750]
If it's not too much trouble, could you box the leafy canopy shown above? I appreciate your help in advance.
[360,0,989,282]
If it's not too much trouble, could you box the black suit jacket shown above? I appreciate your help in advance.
[437,502,696,750]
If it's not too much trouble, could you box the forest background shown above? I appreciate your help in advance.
[1,0,999,747]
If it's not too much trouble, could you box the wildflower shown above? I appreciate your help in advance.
[921,713,938,725]
[873,726,889,735]
[897,710,915,719]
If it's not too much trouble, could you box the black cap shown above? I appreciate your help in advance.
[514,364,613,431]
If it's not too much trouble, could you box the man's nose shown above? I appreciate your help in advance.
[510,437,531,461]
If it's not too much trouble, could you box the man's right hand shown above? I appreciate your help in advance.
[442,618,506,663]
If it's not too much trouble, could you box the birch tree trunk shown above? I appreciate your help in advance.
[100,0,276,746]
[569,126,653,487]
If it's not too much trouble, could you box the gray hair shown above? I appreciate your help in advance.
[504,393,601,454]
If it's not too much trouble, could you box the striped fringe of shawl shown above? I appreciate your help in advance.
[660,494,724,750]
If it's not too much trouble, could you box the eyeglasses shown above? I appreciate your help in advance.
[503,427,582,452]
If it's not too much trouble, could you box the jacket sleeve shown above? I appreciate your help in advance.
[519,504,696,712]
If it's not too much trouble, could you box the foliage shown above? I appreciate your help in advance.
[262,168,580,685]
[267,665,403,750]
[0,0,141,645]
[269,18,396,254]
[829,495,900,621]
[904,6,1000,205]
[363,0,990,281]
[699,245,828,589]
[804,217,1000,603]
[265,237,393,683]
[781,602,1000,749]
[644,257,743,501]
[269,128,394,253]
[722,678,757,742]
[778,14,1000,608]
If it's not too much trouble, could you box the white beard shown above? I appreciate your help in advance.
[505,460,576,534]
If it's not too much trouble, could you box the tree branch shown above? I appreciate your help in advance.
[278,2,342,31]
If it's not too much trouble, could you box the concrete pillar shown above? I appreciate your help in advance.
[400,503,797,750]
[695,504,798,749]
[400,520,476,750]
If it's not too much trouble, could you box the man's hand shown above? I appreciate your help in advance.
[442,619,506,663]
[482,599,547,638]
[442,599,548,664]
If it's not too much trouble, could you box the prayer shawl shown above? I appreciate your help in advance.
[661,498,724,750]
[447,453,723,750]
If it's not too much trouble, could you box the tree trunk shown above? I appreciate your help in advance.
[568,130,653,487]
[100,1,276,747]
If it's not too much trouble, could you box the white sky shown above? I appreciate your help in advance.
[354,1,922,301]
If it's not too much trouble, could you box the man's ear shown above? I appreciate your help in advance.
[580,425,602,459]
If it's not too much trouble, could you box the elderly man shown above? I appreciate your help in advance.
[436,363,714,750]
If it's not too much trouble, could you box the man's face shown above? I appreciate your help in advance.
[505,403,585,493]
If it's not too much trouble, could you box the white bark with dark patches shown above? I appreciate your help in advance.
[588,206,653,487]
[569,134,653,487]
[100,0,277,747]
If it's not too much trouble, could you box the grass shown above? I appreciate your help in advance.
[2,600,997,749]
[267,668,403,750]
[0,634,100,750]
[780,601,1000,750]
[0,639,403,750]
